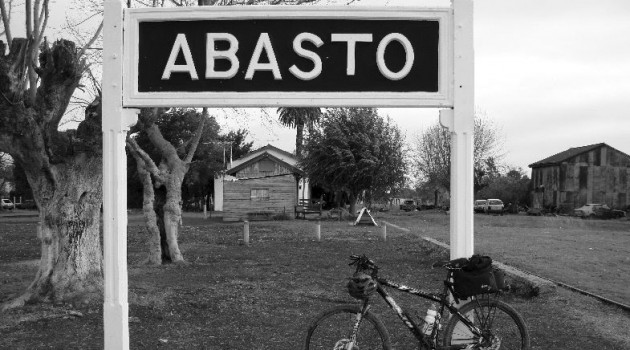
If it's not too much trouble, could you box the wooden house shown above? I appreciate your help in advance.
[214,144,308,221]
[528,143,630,211]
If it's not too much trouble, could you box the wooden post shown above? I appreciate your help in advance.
[203,204,207,219]
[315,220,321,241]
[243,220,250,245]
[381,222,387,241]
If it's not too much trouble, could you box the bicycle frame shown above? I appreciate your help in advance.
[362,277,484,350]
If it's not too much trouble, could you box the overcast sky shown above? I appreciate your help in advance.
[353,0,630,172]
[40,0,630,176]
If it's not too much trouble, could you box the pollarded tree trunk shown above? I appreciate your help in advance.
[21,155,103,305]
[0,37,104,310]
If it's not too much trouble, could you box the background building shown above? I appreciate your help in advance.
[214,145,308,221]
[529,143,630,211]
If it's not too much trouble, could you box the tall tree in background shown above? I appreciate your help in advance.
[413,114,504,203]
[0,0,104,309]
[217,129,254,161]
[477,167,530,209]
[277,107,322,156]
[301,108,406,214]
[126,108,208,265]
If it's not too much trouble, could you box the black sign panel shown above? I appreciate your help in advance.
[137,19,439,93]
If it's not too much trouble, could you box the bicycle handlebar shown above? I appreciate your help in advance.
[349,254,379,276]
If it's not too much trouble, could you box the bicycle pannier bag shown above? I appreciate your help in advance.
[451,255,502,299]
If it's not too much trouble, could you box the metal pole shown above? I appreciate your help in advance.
[315,220,321,241]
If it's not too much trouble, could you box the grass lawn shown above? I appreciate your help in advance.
[376,210,630,306]
[0,212,629,349]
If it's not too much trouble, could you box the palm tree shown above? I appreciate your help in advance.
[277,107,322,157]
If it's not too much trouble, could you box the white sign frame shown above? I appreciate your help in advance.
[122,6,453,108]
[103,1,474,349]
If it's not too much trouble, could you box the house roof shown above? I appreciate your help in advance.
[229,144,296,168]
[226,144,304,176]
[528,143,630,168]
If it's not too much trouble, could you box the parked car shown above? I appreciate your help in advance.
[575,203,626,219]
[485,199,504,215]
[16,199,37,210]
[1,198,15,210]
[594,206,626,219]
[574,203,608,218]
[474,200,487,213]
[400,199,416,212]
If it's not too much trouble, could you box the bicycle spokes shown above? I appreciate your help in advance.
[448,300,526,349]
[305,305,388,350]
[333,339,358,350]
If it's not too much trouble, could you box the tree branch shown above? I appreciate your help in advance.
[35,0,49,48]
[0,0,12,47]
[79,19,103,59]
[25,0,32,38]
[137,108,182,166]
[33,0,40,39]
[184,114,205,163]
[126,136,164,181]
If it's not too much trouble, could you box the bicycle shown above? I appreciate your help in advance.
[304,254,530,350]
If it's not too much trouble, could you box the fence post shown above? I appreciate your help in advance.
[243,220,250,246]
[203,204,207,219]
[381,222,387,241]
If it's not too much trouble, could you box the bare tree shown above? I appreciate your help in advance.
[126,108,205,264]
[0,0,105,309]
[413,113,504,201]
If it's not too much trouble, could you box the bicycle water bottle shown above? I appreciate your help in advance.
[422,306,438,335]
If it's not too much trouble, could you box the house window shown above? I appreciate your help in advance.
[251,188,269,201]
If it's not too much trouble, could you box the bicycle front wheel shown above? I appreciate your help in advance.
[304,304,391,350]
[442,298,530,350]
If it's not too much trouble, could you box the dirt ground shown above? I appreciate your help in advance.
[1,211,629,349]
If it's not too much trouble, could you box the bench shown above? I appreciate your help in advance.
[295,199,322,219]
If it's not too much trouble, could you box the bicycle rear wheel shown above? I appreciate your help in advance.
[442,298,530,350]
[304,304,391,350]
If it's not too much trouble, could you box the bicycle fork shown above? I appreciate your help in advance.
[339,300,371,350]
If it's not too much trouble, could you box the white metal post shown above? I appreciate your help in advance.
[103,1,137,349]
[444,0,475,259]
[243,220,250,245]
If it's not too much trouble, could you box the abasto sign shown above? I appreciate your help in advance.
[123,6,453,107]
